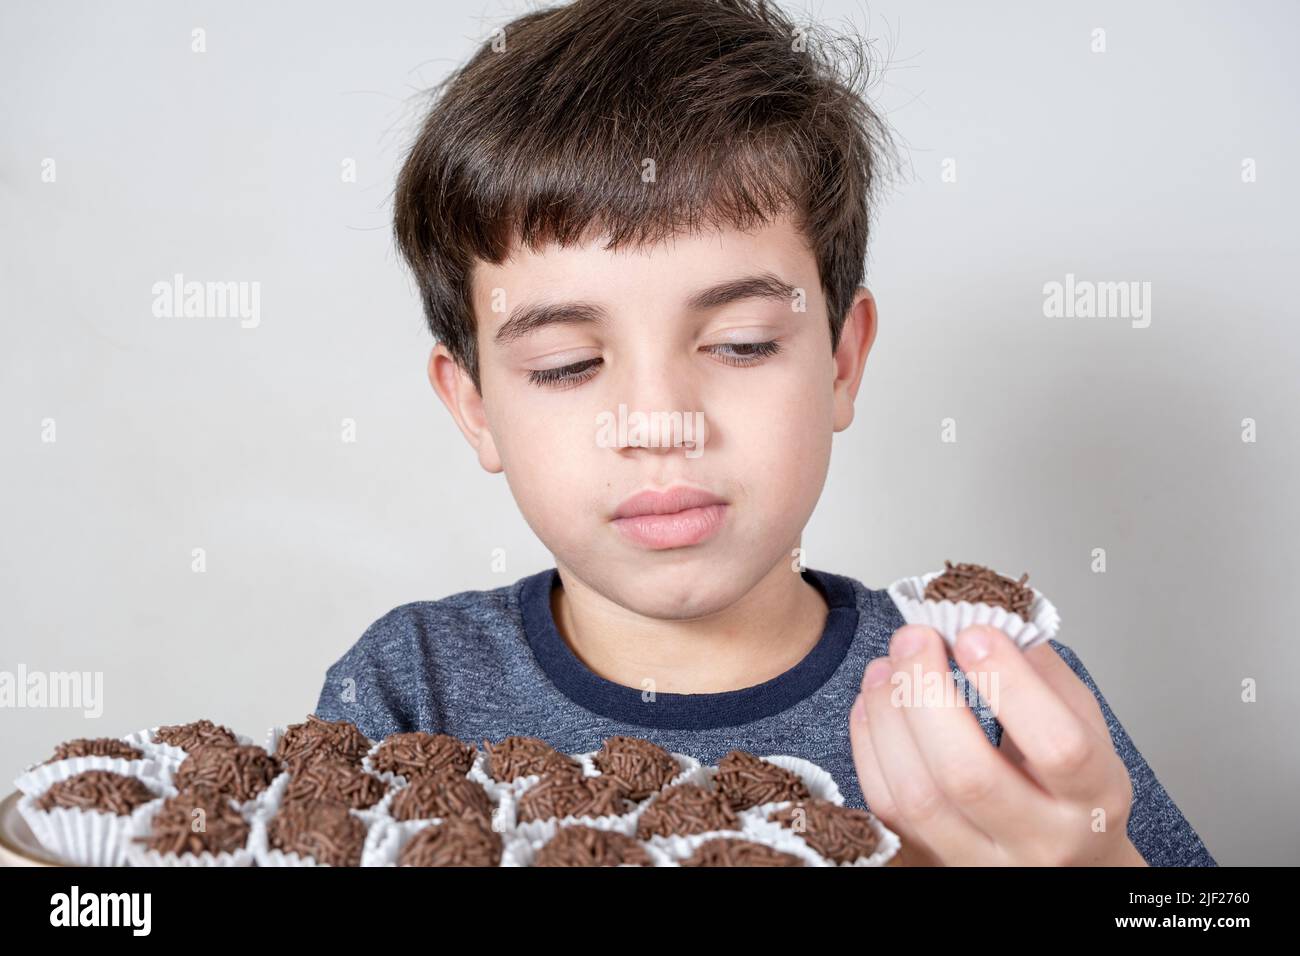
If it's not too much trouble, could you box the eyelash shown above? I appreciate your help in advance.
[526,341,783,389]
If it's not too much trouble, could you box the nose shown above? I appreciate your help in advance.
[600,353,709,457]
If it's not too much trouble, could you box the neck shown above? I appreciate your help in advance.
[549,557,830,694]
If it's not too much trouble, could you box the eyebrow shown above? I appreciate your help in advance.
[492,271,798,346]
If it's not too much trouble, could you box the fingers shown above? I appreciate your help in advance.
[849,689,942,864]
[885,624,1055,847]
[953,625,1116,802]
[1022,641,1111,742]
[855,654,997,863]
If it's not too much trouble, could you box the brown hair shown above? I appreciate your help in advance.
[393,0,896,392]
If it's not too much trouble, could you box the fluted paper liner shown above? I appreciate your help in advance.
[248,771,391,867]
[364,815,515,867]
[502,817,672,867]
[360,735,478,789]
[699,754,842,827]
[122,725,256,770]
[17,764,171,866]
[887,570,1060,652]
[512,751,703,841]
[15,754,170,798]
[123,788,255,867]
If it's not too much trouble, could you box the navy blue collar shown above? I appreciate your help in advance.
[519,566,860,730]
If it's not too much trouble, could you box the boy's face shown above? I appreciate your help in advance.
[431,210,875,620]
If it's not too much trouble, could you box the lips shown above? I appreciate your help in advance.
[613,486,727,519]
[610,486,729,550]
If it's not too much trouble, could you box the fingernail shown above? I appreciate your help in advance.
[958,627,993,662]
[892,626,927,659]
[863,658,891,689]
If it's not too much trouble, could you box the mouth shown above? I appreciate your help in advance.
[610,486,729,550]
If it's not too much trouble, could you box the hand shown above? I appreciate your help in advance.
[848,623,1148,866]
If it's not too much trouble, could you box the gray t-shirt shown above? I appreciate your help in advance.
[313,565,1216,866]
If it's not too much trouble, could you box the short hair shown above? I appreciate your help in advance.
[393,0,896,392]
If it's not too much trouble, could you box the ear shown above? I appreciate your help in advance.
[426,344,503,473]
[832,287,878,432]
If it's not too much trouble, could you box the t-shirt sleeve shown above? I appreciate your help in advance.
[1047,639,1217,867]
[312,610,423,742]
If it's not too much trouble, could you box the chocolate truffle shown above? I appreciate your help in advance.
[388,769,495,823]
[41,737,145,765]
[283,757,386,812]
[174,743,281,803]
[679,836,806,867]
[516,772,634,824]
[591,736,679,800]
[275,715,372,770]
[533,825,654,867]
[35,770,156,815]
[398,817,502,867]
[483,736,583,783]
[923,560,1034,618]
[767,798,880,864]
[369,732,476,780]
[267,800,366,866]
[713,751,812,811]
[635,783,740,839]
[153,719,239,753]
[133,784,250,856]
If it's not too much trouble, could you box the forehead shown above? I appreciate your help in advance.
[470,211,816,328]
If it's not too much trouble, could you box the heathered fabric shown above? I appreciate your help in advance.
[313,566,1216,866]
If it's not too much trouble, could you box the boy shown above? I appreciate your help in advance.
[314,0,1215,866]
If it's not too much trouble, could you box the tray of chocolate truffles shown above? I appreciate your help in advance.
[4,716,901,867]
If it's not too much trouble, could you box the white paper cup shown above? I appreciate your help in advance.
[248,781,380,868]
[650,822,823,867]
[887,569,1060,652]
[123,788,255,867]
[701,754,843,827]
[18,766,171,866]
[755,803,902,867]
[502,818,670,867]
[15,754,171,798]
[122,725,255,769]
[364,816,512,867]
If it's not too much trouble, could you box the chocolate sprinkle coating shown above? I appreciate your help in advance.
[635,783,740,839]
[153,719,239,753]
[42,737,145,765]
[283,757,386,811]
[767,798,880,864]
[370,732,476,780]
[591,736,679,800]
[133,784,250,857]
[388,769,495,823]
[174,743,281,803]
[713,751,812,811]
[398,817,502,867]
[483,736,583,783]
[267,800,366,866]
[516,772,634,824]
[679,837,806,867]
[275,714,372,770]
[533,825,654,867]
[35,770,157,815]
[923,560,1034,618]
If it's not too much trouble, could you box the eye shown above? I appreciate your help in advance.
[527,357,603,389]
[704,340,782,366]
